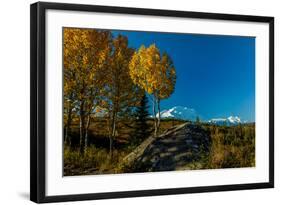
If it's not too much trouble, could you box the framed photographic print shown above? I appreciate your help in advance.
[30,1,274,203]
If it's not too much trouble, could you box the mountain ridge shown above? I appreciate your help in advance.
[156,106,245,125]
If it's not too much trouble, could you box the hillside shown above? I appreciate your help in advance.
[64,119,255,175]
[122,123,210,172]
[121,122,255,172]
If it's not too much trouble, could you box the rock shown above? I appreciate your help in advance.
[121,123,211,172]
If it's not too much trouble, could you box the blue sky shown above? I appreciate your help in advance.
[112,30,255,122]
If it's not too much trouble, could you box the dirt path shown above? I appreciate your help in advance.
[122,123,211,172]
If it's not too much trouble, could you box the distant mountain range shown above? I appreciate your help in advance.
[156,106,198,121]
[156,106,246,125]
[91,105,248,125]
[208,116,242,125]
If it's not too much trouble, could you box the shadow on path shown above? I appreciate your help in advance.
[125,124,211,172]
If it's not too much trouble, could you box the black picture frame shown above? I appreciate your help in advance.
[30,1,274,203]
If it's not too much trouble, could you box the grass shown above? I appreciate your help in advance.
[64,145,128,175]
[203,124,255,169]
[64,119,255,175]
[64,118,186,176]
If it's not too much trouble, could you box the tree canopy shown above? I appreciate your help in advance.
[129,44,176,136]
[63,28,176,154]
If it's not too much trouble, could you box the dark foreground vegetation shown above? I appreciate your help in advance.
[64,118,185,175]
[64,119,255,176]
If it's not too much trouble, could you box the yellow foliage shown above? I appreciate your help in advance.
[129,44,176,100]
[63,28,112,117]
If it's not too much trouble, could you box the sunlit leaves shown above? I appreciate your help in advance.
[104,35,143,117]
[129,44,176,99]
[129,44,177,136]
[63,28,177,145]
[63,28,112,153]
[63,28,111,104]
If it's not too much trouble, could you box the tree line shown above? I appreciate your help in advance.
[63,28,176,156]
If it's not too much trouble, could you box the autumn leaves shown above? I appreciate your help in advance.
[64,28,112,154]
[129,45,176,136]
[64,28,176,155]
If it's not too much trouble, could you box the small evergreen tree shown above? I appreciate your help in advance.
[133,94,151,144]
[196,116,201,125]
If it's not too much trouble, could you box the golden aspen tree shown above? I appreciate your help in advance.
[129,44,176,136]
[63,28,112,154]
[104,35,142,158]
[63,74,75,146]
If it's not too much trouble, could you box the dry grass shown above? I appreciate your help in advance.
[64,145,128,176]
[205,124,255,169]
[64,119,255,175]
[63,118,186,176]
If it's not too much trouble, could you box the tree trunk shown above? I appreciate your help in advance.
[157,98,161,135]
[152,98,157,137]
[79,101,85,155]
[109,136,113,160]
[109,111,117,159]
[84,114,91,151]
[65,100,72,146]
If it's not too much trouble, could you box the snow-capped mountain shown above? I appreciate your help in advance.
[155,106,244,125]
[156,106,198,121]
[208,116,241,125]
[90,104,245,126]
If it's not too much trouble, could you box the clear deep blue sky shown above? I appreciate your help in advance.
[112,30,255,122]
